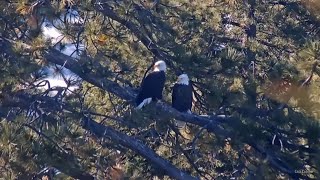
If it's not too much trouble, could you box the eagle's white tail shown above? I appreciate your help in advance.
[136,98,152,109]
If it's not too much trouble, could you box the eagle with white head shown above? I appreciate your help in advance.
[136,61,166,109]
[172,74,193,114]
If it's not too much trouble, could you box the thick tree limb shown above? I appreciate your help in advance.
[1,37,229,136]
[1,91,197,180]
[5,91,307,180]
[41,46,231,137]
[43,48,136,102]
[82,117,197,180]
[46,50,232,140]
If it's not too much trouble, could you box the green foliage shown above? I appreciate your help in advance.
[1,0,320,179]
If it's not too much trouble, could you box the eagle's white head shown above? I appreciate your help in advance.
[177,74,189,85]
[153,60,167,72]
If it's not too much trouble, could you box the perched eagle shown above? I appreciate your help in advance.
[172,74,193,113]
[136,60,166,109]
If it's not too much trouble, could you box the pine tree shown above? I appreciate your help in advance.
[0,0,320,179]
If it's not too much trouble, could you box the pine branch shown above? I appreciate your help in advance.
[43,47,137,101]
[277,61,318,110]
[81,116,197,180]
[41,38,313,180]
[1,31,312,180]
[92,0,177,68]
[169,124,207,179]
[250,142,311,180]
[1,90,197,180]
[269,1,320,37]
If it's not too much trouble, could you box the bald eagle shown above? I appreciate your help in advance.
[172,74,193,113]
[136,60,166,109]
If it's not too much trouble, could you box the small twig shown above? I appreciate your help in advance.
[191,124,208,153]
[108,92,118,113]
[170,124,208,180]
[24,123,69,154]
